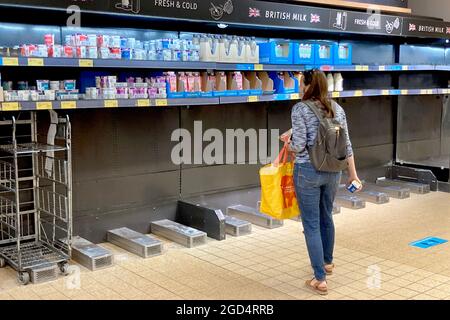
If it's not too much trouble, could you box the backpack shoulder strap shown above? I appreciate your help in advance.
[330,100,338,116]
[303,100,324,120]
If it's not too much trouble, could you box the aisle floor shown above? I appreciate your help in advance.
[0,192,449,300]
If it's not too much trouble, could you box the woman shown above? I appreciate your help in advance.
[287,69,361,295]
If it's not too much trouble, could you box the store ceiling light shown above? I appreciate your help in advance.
[217,23,228,29]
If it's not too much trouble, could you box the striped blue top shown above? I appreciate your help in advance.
[290,100,354,164]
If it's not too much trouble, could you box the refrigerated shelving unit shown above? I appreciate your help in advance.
[0,0,448,244]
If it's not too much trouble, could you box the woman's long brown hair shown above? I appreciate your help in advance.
[303,70,335,118]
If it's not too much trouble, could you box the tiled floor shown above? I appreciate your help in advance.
[0,192,449,300]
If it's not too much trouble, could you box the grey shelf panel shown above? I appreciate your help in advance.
[66,236,114,271]
[376,178,431,194]
[227,205,283,229]
[107,227,163,259]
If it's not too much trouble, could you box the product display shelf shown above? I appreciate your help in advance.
[331,88,447,98]
[318,64,440,72]
[1,57,449,73]
[0,57,217,70]
[2,88,449,111]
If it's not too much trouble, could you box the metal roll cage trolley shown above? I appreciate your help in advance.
[0,111,72,285]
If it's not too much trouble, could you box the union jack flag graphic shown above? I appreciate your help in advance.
[249,7,260,18]
[409,24,416,31]
[310,14,320,23]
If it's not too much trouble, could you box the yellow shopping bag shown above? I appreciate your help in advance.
[259,143,300,220]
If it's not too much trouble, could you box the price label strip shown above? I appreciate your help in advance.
[247,96,259,103]
[28,58,44,67]
[155,99,168,107]
[137,99,150,107]
[290,93,300,100]
[104,100,119,108]
[61,101,77,109]
[1,102,20,111]
[79,59,94,67]
[2,57,19,66]
[36,102,53,110]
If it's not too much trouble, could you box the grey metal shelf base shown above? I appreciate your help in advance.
[224,216,252,237]
[376,178,431,194]
[363,183,411,199]
[338,189,390,204]
[107,227,163,259]
[335,195,366,210]
[150,219,207,248]
[227,205,283,229]
[29,264,59,284]
[67,236,114,271]
[333,204,341,215]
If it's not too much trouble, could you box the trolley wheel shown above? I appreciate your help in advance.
[17,272,30,285]
[0,257,5,268]
[59,262,70,276]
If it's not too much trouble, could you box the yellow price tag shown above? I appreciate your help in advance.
[1,102,20,111]
[379,66,386,71]
[401,90,409,95]
[2,57,19,66]
[290,93,300,100]
[36,101,52,110]
[332,92,340,98]
[104,100,118,108]
[355,65,363,71]
[61,101,77,109]
[420,89,427,95]
[362,65,369,71]
[427,89,434,95]
[28,58,44,67]
[79,59,94,67]
[444,89,450,94]
[3,58,19,66]
[382,90,390,96]
[247,96,259,103]
[354,90,363,97]
[137,99,150,107]
[254,64,263,71]
[402,65,409,71]
[155,99,168,107]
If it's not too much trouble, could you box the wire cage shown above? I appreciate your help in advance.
[0,111,72,285]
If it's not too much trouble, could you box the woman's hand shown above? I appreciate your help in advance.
[346,175,362,192]
[280,129,292,143]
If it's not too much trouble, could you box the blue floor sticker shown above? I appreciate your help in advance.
[410,237,448,249]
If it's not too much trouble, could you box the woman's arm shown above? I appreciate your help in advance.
[346,155,362,190]
[288,103,307,153]
[341,109,362,190]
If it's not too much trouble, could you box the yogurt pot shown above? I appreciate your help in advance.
[347,180,362,193]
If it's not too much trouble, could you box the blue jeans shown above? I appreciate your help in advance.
[293,162,341,281]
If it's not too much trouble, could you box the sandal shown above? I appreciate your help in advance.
[305,278,328,295]
[325,264,335,275]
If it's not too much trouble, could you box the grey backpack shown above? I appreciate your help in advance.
[303,100,349,172]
